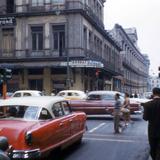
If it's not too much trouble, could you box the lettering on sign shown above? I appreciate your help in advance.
[60,60,104,68]
[0,17,16,26]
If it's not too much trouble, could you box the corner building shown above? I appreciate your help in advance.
[0,0,122,94]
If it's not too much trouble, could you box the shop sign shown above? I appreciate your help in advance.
[0,17,16,26]
[60,60,104,68]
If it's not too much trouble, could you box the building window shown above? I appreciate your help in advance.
[7,0,14,13]
[52,25,65,56]
[31,0,44,6]
[83,27,87,50]
[29,79,43,91]
[31,26,43,51]
[2,28,14,55]
[51,0,64,4]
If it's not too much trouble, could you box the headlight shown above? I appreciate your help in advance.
[25,131,32,146]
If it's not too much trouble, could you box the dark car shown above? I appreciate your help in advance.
[69,91,142,115]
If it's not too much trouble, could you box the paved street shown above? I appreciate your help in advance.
[52,115,150,160]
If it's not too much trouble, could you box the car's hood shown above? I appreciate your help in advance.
[0,119,39,147]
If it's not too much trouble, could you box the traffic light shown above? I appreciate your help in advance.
[0,68,5,83]
[95,69,100,77]
[0,68,12,99]
[159,66,160,78]
[4,68,12,80]
[0,68,12,82]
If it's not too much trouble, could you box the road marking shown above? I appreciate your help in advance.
[83,137,144,143]
[84,133,148,144]
[88,123,106,133]
[85,133,147,139]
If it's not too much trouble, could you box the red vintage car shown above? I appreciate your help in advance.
[0,96,86,160]
[69,91,142,115]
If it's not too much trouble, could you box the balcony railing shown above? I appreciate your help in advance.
[0,1,104,30]
[0,49,67,59]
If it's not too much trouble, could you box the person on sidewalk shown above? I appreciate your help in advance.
[143,87,160,160]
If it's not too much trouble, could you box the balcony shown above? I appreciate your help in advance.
[0,49,66,60]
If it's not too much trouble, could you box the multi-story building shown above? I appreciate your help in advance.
[150,76,160,89]
[109,24,150,95]
[0,0,122,94]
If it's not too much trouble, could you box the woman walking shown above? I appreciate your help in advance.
[121,93,130,126]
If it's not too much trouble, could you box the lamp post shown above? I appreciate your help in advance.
[55,4,70,89]
[66,11,70,90]
[66,50,70,90]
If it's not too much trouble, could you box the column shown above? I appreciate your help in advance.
[43,67,52,94]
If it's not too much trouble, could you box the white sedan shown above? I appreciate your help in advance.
[57,90,87,100]
[11,90,44,97]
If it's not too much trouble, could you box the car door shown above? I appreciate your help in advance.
[51,102,72,141]
[62,101,80,136]
[33,103,71,152]
[83,95,105,114]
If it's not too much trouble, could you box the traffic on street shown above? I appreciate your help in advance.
[0,0,158,160]
[48,115,150,160]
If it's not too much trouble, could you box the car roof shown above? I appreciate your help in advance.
[58,90,85,93]
[0,96,65,109]
[13,90,42,93]
[88,91,121,95]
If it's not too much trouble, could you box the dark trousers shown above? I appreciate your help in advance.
[149,136,160,160]
[114,110,121,133]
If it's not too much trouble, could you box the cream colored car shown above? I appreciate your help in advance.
[11,90,44,97]
[57,90,87,100]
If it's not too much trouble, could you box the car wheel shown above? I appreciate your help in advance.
[75,137,82,146]
[48,147,61,160]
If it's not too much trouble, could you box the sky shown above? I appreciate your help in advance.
[104,0,160,76]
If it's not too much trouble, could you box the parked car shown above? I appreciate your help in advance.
[57,90,87,100]
[11,90,44,97]
[69,91,142,115]
[0,96,86,160]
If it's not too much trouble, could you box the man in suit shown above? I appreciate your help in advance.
[143,87,160,160]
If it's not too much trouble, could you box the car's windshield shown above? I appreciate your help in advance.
[0,105,40,120]
[87,93,125,101]
[87,94,102,100]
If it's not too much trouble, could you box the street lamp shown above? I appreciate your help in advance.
[55,4,70,89]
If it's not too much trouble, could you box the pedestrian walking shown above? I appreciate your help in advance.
[114,93,122,133]
[143,87,160,160]
[121,93,130,126]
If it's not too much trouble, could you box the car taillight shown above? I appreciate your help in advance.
[25,132,32,146]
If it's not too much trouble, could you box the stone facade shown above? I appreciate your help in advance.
[109,24,150,95]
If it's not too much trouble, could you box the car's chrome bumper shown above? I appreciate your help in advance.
[133,110,142,114]
[9,148,41,160]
